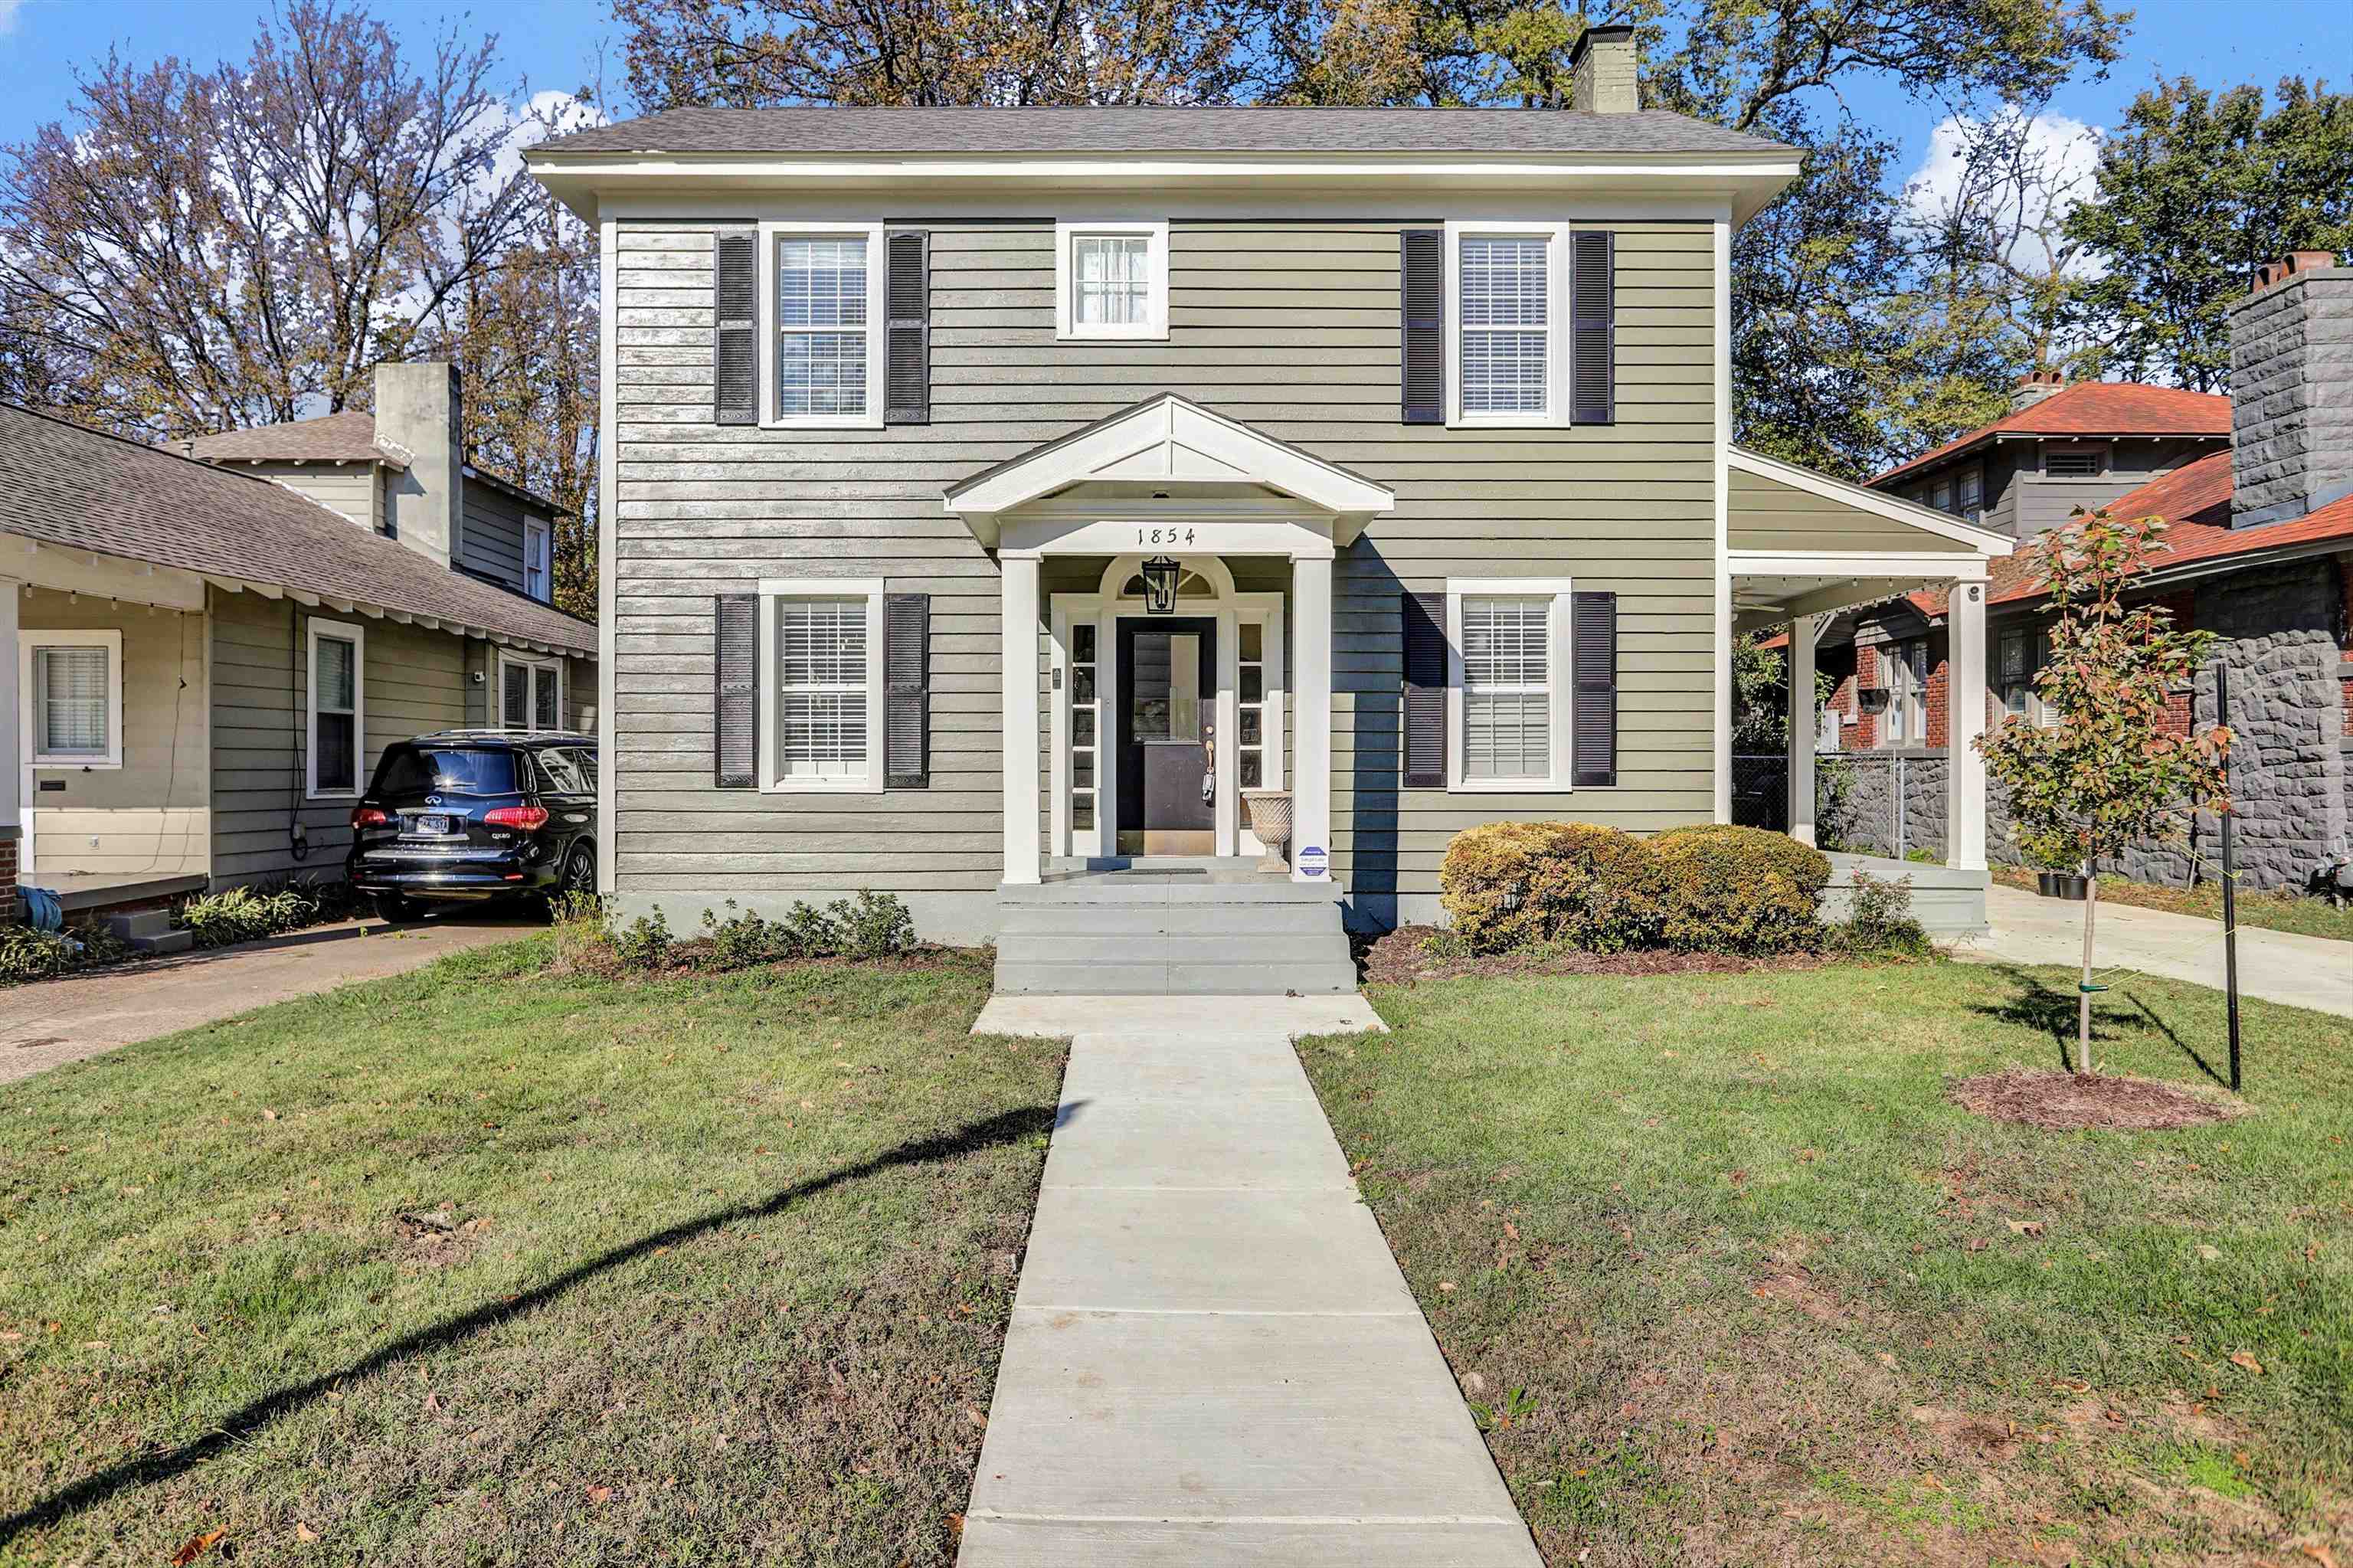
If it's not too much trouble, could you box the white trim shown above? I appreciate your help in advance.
[757,220,887,431]
[19,627,123,771]
[522,516,552,604]
[1730,447,2015,554]
[1444,577,1576,793]
[305,617,365,799]
[758,576,888,794]
[1444,221,1569,429]
[1713,218,1733,823]
[1786,612,1817,846]
[1729,548,1991,581]
[596,215,617,890]
[1055,219,1170,341]
[1001,556,1042,882]
[1946,581,1988,870]
[496,648,566,731]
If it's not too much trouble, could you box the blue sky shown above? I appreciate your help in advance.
[0,0,2345,179]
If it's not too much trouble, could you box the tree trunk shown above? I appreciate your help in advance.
[2077,865,2099,1075]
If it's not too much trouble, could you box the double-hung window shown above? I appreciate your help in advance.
[1055,221,1168,340]
[499,651,563,732]
[760,578,886,793]
[1999,627,2057,727]
[21,630,122,768]
[1458,234,1552,419]
[1956,467,1984,522]
[1446,579,1575,790]
[523,518,551,603]
[763,224,885,427]
[308,619,364,797]
[1880,639,1928,748]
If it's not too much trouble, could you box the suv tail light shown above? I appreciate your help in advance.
[351,807,391,829]
[484,805,550,830]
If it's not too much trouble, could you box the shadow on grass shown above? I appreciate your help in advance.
[1969,965,2230,1084]
[2120,990,2228,1088]
[0,1102,1061,1548]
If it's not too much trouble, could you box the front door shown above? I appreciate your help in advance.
[1115,617,1217,856]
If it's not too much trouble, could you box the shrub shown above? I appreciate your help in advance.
[579,892,920,974]
[1439,821,1663,954]
[175,878,355,949]
[1,921,134,986]
[1649,824,1832,955]
[1828,870,1933,960]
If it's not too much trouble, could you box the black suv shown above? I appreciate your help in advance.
[345,730,599,921]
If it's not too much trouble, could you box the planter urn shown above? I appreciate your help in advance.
[1241,789,1293,876]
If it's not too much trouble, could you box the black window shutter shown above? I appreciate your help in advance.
[1402,591,1448,788]
[714,593,759,789]
[885,229,930,425]
[1570,230,1615,427]
[885,592,931,789]
[1572,591,1618,787]
[714,228,758,426]
[1399,229,1444,424]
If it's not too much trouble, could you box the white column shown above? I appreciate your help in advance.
[1946,578,1988,869]
[1000,552,1042,885]
[1290,553,1333,885]
[0,577,18,840]
[1787,614,1817,846]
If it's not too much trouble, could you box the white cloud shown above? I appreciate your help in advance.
[472,90,610,206]
[0,0,25,36]
[1905,108,2106,278]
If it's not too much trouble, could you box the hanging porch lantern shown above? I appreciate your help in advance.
[1140,555,1182,616]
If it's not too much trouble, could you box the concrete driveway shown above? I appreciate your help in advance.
[1956,882,2353,1020]
[2,910,542,1085]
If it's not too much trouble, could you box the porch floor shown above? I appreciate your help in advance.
[1039,855,1292,887]
[40,871,208,915]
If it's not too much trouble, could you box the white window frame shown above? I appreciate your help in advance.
[1879,638,1927,750]
[758,576,886,795]
[306,617,365,800]
[1445,221,1571,430]
[19,629,123,770]
[498,650,565,732]
[1055,220,1170,342]
[1445,578,1576,792]
[523,517,551,603]
[758,220,887,431]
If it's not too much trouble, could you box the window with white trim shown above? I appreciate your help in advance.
[1459,235,1551,417]
[759,578,886,792]
[499,651,564,732]
[523,518,551,603]
[22,630,122,768]
[1055,221,1168,340]
[1998,626,2057,727]
[758,224,886,428]
[1879,639,1928,748]
[1446,579,1575,790]
[307,619,365,797]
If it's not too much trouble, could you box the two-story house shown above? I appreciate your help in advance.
[527,28,2015,993]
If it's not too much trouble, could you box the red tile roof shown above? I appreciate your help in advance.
[1872,382,2231,488]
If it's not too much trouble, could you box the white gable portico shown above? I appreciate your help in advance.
[945,397,1396,886]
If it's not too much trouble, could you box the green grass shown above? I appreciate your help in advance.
[1301,961,2353,1566]
[0,941,1062,1566]
[1992,863,2353,944]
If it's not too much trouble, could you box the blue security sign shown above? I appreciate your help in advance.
[1298,845,1328,879]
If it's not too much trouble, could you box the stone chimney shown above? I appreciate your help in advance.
[2230,250,2353,527]
[2010,368,2066,411]
[372,362,464,568]
[1570,25,1638,115]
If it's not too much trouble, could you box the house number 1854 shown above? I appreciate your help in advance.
[1138,527,1196,546]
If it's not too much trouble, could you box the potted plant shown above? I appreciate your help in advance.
[2028,848,2090,901]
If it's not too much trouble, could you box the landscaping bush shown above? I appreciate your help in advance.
[175,878,356,949]
[1651,824,1832,954]
[1826,870,1933,960]
[1438,821,1662,954]
[0,921,134,987]
[562,892,921,975]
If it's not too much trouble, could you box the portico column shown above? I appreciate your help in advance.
[1000,552,1042,886]
[1787,614,1817,846]
[1946,578,1988,870]
[0,578,19,914]
[1290,553,1333,885]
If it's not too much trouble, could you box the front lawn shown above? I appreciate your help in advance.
[0,942,1061,1566]
[1301,962,2351,1566]
[1991,863,2353,944]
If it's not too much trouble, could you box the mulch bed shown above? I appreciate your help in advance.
[1949,1068,2239,1131]
[1358,925,1841,987]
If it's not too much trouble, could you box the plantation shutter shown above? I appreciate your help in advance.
[1401,591,1448,788]
[884,229,930,424]
[714,593,759,788]
[884,592,931,789]
[1399,229,1444,424]
[1572,591,1618,787]
[1569,230,1615,427]
[714,228,758,426]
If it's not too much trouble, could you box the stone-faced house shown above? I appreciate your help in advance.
[1806,250,2352,892]
[527,28,2022,992]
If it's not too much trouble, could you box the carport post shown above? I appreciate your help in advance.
[1786,614,1816,845]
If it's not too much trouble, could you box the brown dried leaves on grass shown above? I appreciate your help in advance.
[1950,1068,2237,1131]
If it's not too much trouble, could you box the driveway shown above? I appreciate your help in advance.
[2,910,541,1084]
[1957,882,2353,1020]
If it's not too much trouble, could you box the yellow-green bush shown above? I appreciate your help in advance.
[1650,824,1832,954]
[1438,821,1662,953]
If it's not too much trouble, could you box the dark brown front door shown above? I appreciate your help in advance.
[1116,617,1217,856]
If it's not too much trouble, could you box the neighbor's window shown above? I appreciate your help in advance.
[1459,234,1551,417]
[25,632,120,767]
[1999,627,2057,727]
[1056,221,1168,339]
[761,581,885,792]
[775,234,870,418]
[1461,595,1553,781]
[1880,639,1928,748]
[1957,467,1984,521]
[499,652,563,732]
[523,518,551,603]
[1931,478,1953,512]
[2045,446,2106,478]
[308,619,364,796]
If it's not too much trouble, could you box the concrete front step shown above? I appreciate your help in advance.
[104,911,194,954]
[998,931,1353,967]
[993,878,1357,995]
[993,959,1360,996]
[997,902,1340,939]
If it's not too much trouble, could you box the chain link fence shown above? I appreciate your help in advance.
[1733,751,1953,863]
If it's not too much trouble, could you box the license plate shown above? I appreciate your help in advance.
[411,813,453,836]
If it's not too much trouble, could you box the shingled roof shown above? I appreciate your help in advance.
[1873,382,2231,489]
[185,409,407,469]
[0,403,593,655]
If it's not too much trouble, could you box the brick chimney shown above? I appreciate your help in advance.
[1569,25,1638,114]
[2230,251,2352,526]
[2010,368,2066,411]
[372,362,464,568]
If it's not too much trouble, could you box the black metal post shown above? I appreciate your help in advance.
[2217,661,2241,1092]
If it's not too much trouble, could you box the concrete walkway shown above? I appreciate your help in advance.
[1956,883,2353,1020]
[2,911,540,1084]
[961,994,1541,1568]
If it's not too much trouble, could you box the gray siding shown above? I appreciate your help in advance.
[610,218,1725,905]
[1727,467,1976,555]
[1893,438,2224,542]
[460,479,532,594]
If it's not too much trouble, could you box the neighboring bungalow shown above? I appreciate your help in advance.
[2,380,597,925]
[1802,251,2351,892]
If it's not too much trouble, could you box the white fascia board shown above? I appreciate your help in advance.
[1730,447,2016,555]
[1729,549,1990,582]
